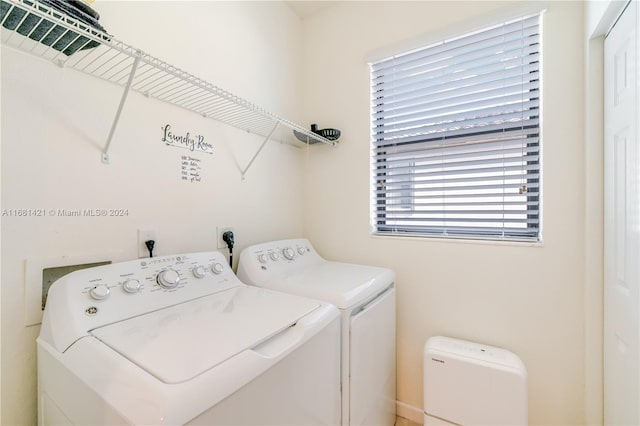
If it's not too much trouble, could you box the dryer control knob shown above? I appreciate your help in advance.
[258,254,268,264]
[211,263,224,274]
[90,284,111,300]
[192,265,207,278]
[157,269,181,289]
[297,247,307,255]
[122,279,141,294]
[269,252,280,261]
[283,247,295,260]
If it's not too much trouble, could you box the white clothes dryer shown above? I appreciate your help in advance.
[37,251,341,425]
[237,239,396,426]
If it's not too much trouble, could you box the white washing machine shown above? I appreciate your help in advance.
[37,251,341,425]
[237,238,396,426]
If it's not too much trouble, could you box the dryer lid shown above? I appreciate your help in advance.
[277,262,395,310]
[90,286,320,384]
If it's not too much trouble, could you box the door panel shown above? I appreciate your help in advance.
[604,2,640,424]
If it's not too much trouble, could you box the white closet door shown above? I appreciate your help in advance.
[604,1,640,424]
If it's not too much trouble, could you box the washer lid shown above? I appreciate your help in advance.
[277,262,395,310]
[90,286,320,384]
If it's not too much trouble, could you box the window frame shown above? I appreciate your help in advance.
[370,13,543,243]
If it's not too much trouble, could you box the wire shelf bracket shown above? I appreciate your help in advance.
[102,53,140,164]
[0,0,338,169]
[241,121,280,180]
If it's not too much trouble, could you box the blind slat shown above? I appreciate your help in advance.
[373,111,539,144]
[375,142,540,164]
[374,217,539,224]
[373,119,539,147]
[377,163,541,182]
[373,181,540,195]
[374,128,539,154]
[376,201,535,212]
[378,190,539,202]
[374,225,539,238]
[376,175,540,192]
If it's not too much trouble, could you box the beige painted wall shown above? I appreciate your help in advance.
[0,2,306,424]
[301,1,587,424]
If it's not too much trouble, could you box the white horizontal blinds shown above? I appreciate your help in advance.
[371,14,541,240]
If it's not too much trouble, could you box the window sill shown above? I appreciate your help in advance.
[370,232,543,248]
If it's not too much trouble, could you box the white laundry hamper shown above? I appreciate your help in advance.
[423,336,528,425]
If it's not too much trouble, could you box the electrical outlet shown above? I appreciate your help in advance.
[217,226,234,249]
[138,229,157,258]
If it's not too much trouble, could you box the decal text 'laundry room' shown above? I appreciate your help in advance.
[161,124,213,154]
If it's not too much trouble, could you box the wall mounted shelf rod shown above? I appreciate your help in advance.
[241,121,280,180]
[101,54,140,164]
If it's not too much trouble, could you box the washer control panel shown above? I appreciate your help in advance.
[40,251,240,352]
[80,253,232,303]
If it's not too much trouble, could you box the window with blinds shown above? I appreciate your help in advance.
[370,13,542,241]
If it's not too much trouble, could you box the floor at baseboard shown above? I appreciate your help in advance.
[396,415,422,426]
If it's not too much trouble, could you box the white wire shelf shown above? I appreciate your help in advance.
[1,0,336,172]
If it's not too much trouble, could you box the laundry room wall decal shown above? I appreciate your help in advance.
[181,156,202,183]
[161,124,213,154]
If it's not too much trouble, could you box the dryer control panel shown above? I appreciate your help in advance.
[39,251,241,352]
[240,238,319,265]
[236,239,324,283]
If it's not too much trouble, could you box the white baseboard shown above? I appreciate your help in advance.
[396,400,424,425]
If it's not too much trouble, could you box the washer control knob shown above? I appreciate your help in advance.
[157,269,181,289]
[89,284,110,300]
[258,254,268,264]
[211,263,224,274]
[122,279,141,294]
[269,252,280,261]
[192,265,207,278]
[283,247,295,260]
[297,247,306,255]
